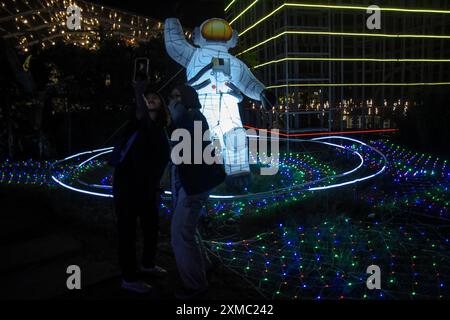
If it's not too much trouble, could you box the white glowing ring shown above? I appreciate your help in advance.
[50,136,386,200]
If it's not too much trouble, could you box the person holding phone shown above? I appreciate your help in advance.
[111,77,171,294]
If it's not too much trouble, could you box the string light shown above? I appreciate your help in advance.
[0,0,170,52]
[44,136,388,201]
[2,139,447,300]
[204,141,449,299]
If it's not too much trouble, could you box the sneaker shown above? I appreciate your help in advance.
[141,265,168,276]
[175,286,208,300]
[121,279,153,294]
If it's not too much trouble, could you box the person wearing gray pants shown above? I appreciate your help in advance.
[167,85,226,299]
[170,164,209,297]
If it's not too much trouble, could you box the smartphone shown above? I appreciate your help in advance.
[133,57,149,82]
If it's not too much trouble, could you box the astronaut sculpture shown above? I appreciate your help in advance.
[164,18,272,181]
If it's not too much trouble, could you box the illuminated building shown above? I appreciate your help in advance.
[225,0,450,132]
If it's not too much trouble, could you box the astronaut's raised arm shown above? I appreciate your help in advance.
[234,58,266,102]
[164,18,196,68]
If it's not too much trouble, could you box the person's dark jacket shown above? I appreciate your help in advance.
[111,81,170,189]
[169,85,225,195]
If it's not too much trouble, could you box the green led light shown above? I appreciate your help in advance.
[6,140,449,300]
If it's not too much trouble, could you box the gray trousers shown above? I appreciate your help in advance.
[171,165,209,290]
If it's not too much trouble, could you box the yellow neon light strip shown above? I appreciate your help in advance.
[240,3,450,36]
[286,2,450,14]
[225,0,237,12]
[230,0,258,25]
[240,4,285,36]
[253,57,450,69]
[267,82,450,89]
[237,31,450,56]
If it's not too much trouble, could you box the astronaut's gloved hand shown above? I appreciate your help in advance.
[225,172,252,193]
[260,89,276,110]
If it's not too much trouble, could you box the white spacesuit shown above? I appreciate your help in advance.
[164,18,267,177]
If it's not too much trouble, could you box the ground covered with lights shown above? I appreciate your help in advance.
[1,138,449,300]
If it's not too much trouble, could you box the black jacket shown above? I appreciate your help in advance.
[169,85,225,195]
[124,117,169,188]
[112,81,170,189]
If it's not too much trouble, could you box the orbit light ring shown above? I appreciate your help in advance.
[50,148,241,199]
[50,147,115,198]
[49,135,386,200]
[77,180,114,190]
[57,146,113,162]
[77,150,113,168]
[50,175,114,198]
[252,135,387,192]
[311,140,364,176]
[307,136,387,190]
[246,134,365,180]
[51,138,365,200]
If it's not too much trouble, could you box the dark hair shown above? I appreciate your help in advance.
[174,85,203,110]
[143,86,171,127]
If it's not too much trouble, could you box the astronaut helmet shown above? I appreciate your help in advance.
[193,18,238,49]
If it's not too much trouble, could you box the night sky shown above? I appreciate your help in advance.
[91,0,226,28]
